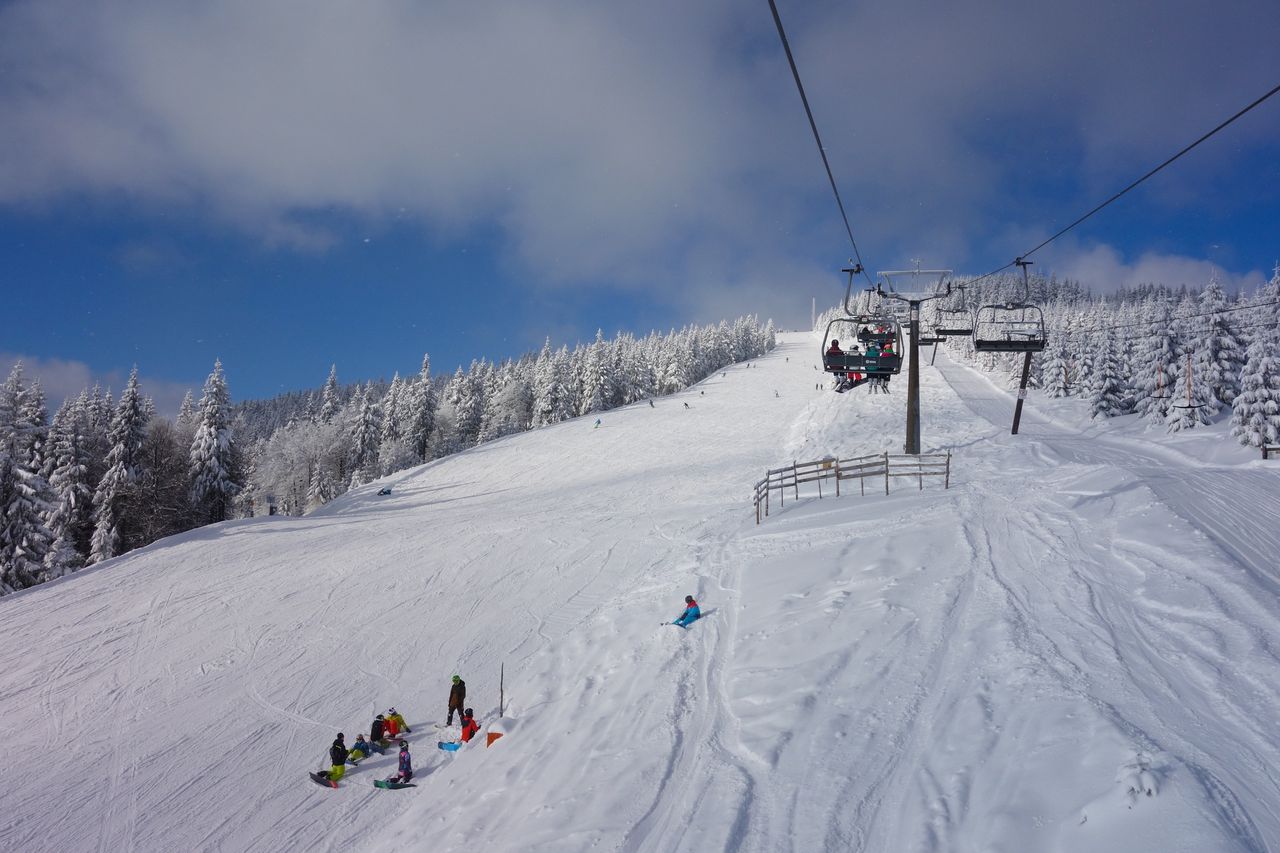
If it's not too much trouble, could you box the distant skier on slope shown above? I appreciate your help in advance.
[670,595,701,628]
[447,675,467,726]
[326,733,349,783]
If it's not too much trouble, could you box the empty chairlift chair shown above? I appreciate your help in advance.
[972,303,1047,352]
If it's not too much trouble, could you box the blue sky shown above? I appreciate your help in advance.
[2,0,1278,409]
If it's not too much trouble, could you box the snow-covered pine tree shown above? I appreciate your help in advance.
[578,329,614,416]
[1230,270,1280,447]
[189,360,241,523]
[1193,276,1246,410]
[319,365,341,424]
[0,365,55,591]
[176,390,196,431]
[43,398,94,577]
[89,368,150,564]
[1042,331,1073,398]
[1135,297,1180,424]
[1088,326,1125,419]
[348,383,382,488]
[305,458,336,512]
[406,355,437,461]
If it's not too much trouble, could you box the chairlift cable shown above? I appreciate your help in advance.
[766,0,877,288]
[1046,297,1280,338]
[962,80,1280,294]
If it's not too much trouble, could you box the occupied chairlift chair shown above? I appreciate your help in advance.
[820,267,904,379]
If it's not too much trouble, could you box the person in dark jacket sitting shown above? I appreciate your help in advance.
[327,733,349,783]
[371,714,388,745]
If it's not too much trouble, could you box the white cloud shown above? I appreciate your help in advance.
[0,354,194,419]
[1048,244,1268,296]
[0,0,1275,289]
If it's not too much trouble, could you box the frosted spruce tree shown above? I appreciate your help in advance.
[319,365,341,424]
[1192,277,1246,411]
[89,368,150,564]
[1041,331,1073,398]
[1135,298,1179,424]
[578,330,614,416]
[348,383,382,488]
[189,360,241,524]
[1088,326,1125,418]
[1230,270,1280,447]
[0,364,55,591]
[406,355,437,461]
[43,398,94,577]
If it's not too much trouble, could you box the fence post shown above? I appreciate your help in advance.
[766,480,770,517]
[755,484,761,524]
[793,461,800,501]
[945,452,951,489]
[918,455,924,490]
[836,459,841,497]
[884,452,890,496]
[779,470,784,508]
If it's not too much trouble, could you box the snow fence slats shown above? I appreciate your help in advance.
[752,451,951,522]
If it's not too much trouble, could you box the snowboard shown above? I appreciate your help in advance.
[310,772,337,789]
[438,741,461,752]
[374,780,416,789]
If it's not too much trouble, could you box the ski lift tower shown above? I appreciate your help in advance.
[878,264,952,454]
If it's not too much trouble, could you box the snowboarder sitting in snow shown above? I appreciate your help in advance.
[371,714,389,746]
[448,675,467,726]
[387,707,411,734]
[387,740,413,784]
[439,709,480,751]
[328,733,349,782]
[384,707,405,738]
[348,733,376,764]
[672,595,701,628]
[460,709,480,743]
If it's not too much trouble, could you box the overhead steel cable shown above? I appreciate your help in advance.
[964,80,1280,294]
[1045,297,1280,338]
[766,0,876,288]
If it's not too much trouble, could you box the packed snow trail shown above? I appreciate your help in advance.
[2,334,1279,852]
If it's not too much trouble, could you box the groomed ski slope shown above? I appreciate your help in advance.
[2,332,1279,853]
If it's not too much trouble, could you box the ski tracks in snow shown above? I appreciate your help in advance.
[619,518,763,853]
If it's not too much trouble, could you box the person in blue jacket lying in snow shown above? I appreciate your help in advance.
[672,595,701,627]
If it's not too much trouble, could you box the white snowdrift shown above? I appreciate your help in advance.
[1,333,1278,853]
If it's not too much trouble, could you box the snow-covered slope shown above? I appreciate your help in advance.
[2,333,1278,853]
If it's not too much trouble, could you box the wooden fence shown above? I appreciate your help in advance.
[753,452,951,524]
[1264,445,1280,460]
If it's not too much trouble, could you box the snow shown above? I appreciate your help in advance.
[2,332,1279,852]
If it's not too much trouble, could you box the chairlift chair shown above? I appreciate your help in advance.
[971,304,1047,352]
[933,307,974,336]
[932,282,973,336]
[821,316,903,377]
[972,260,1046,352]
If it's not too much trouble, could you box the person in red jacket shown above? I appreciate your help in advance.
[460,709,480,743]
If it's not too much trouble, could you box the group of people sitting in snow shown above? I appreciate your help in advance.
[319,675,482,787]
